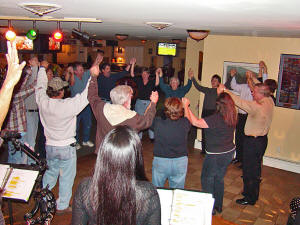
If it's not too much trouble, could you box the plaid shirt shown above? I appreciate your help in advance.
[2,73,36,133]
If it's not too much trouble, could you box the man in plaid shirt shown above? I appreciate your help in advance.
[2,65,37,164]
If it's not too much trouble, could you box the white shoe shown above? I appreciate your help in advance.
[82,141,94,147]
[75,143,81,150]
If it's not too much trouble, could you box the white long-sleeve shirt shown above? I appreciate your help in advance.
[35,67,89,146]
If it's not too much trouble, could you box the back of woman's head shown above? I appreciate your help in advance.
[164,97,184,120]
[216,92,237,127]
[89,126,147,225]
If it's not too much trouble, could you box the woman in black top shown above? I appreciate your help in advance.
[183,93,237,215]
[71,126,161,225]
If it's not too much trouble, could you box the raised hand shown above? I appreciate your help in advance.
[182,97,190,107]
[90,64,100,77]
[93,53,103,66]
[5,41,26,88]
[150,91,159,104]
[130,58,136,65]
[156,68,163,77]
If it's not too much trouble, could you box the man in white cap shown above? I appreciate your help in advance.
[35,60,90,214]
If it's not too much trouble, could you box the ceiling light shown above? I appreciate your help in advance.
[146,22,172,30]
[115,34,128,41]
[18,3,62,16]
[187,30,209,41]
[52,22,63,42]
[26,21,38,40]
[141,40,147,44]
[5,20,16,41]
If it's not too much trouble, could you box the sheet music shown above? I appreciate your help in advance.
[157,188,214,225]
[2,168,39,201]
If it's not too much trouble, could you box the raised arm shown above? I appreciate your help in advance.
[0,41,26,130]
[188,69,210,93]
[130,58,136,77]
[155,68,160,86]
[125,57,136,73]
[157,68,169,93]
[182,97,208,128]
[88,57,104,110]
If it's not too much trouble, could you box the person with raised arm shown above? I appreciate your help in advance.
[88,58,158,154]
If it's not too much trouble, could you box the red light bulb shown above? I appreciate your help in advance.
[52,30,63,42]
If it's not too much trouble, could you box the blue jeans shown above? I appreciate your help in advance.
[152,156,188,189]
[8,132,32,164]
[135,99,154,139]
[201,150,235,209]
[24,111,39,149]
[76,105,92,142]
[42,145,77,210]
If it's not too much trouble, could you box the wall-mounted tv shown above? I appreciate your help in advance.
[157,42,177,56]
[15,36,34,51]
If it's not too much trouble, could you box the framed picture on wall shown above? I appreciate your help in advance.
[223,61,260,85]
[276,54,300,110]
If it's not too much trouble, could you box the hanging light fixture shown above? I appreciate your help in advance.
[26,21,38,40]
[5,20,16,41]
[115,34,128,41]
[141,39,147,44]
[187,30,209,41]
[52,21,63,42]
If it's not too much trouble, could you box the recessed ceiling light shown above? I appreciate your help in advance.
[146,22,172,30]
[18,3,62,16]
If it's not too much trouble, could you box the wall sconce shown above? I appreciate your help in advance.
[141,39,147,44]
[172,39,181,44]
[115,34,128,41]
[187,30,209,41]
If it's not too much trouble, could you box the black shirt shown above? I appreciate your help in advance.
[153,117,191,158]
[134,77,156,100]
[204,113,235,153]
[97,71,128,100]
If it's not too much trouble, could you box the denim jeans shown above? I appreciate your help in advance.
[76,105,92,142]
[42,145,77,210]
[8,132,32,164]
[201,150,234,209]
[135,99,154,139]
[152,156,188,189]
[24,111,39,150]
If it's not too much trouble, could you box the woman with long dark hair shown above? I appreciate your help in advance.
[71,126,161,225]
[182,92,237,215]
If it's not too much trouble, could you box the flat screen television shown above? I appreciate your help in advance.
[15,36,34,51]
[157,42,177,56]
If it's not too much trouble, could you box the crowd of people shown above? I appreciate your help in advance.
[2,40,298,225]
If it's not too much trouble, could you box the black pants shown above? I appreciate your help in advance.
[201,109,215,152]
[242,135,268,203]
[235,113,248,162]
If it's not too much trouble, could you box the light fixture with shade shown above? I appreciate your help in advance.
[141,39,147,44]
[187,30,209,41]
[146,22,172,30]
[5,20,16,41]
[52,21,63,42]
[115,34,128,41]
[26,21,38,40]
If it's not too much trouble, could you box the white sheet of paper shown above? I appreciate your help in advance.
[3,168,39,201]
[157,189,173,225]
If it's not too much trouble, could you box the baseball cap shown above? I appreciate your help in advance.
[48,77,69,91]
